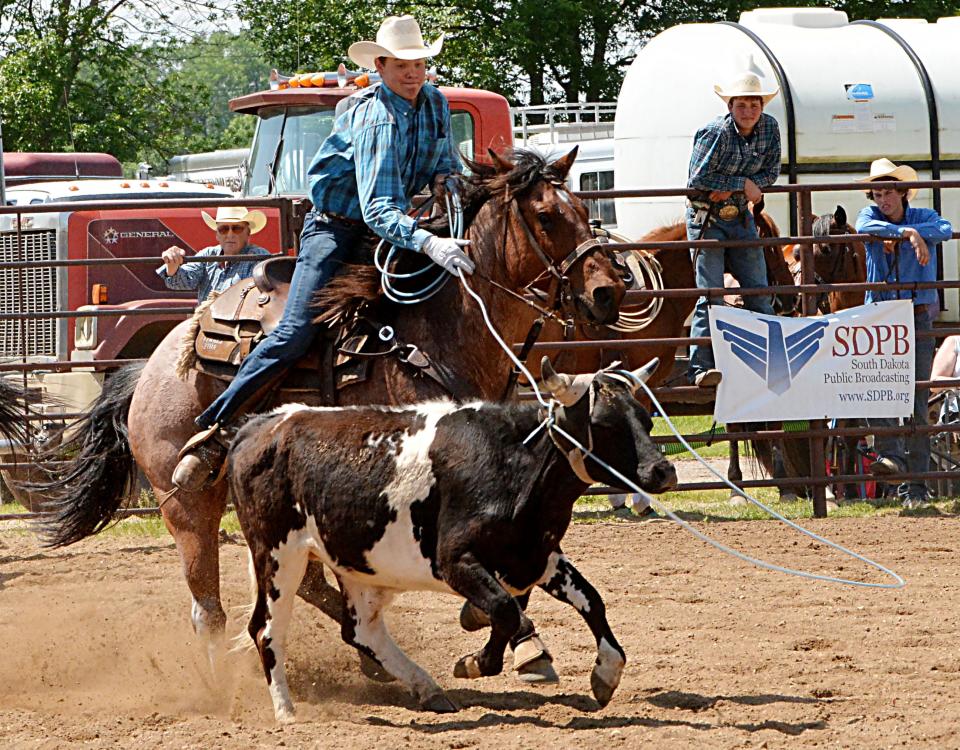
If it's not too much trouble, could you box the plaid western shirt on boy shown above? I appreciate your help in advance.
[687,112,781,194]
[307,82,460,251]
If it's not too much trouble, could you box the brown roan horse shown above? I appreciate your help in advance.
[36,148,626,681]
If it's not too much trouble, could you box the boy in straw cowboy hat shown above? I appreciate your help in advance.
[855,158,953,508]
[686,70,782,387]
[173,15,472,491]
[157,206,270,303]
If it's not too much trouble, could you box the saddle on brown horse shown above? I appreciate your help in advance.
[181,253,467,404]
[183,256,383,403]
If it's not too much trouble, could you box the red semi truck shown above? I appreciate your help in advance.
[0,78,513,412]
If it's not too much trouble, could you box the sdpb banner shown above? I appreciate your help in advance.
[711,300,915,422]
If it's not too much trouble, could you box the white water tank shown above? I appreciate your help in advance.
[614,8,960,317]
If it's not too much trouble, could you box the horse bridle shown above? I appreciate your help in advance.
[501,182,614,317]
[489,178,617,399]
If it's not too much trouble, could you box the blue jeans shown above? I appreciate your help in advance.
[686,207,774,380]
[867,305,936,499]
[196,212,365,428]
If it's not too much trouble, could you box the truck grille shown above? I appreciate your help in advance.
[0,230,58,358]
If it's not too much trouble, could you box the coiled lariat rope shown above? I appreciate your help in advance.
[608,249,665,333]
[457,267,905,590]
[375,179,464,305]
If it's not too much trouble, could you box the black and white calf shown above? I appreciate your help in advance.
[228,358,676,722]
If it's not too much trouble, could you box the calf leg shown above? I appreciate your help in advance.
[458,593,559,684]
[297,561,395,683]
[445,553,522,680]
[539,552,625,707]
[338,580,455,713]
[247,544,310,724]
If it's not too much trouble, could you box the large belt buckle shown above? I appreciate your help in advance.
[718,204,741,221]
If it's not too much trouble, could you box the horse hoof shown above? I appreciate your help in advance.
[590,671,616,707]
[516,656,559,685]
[359,652,396,683]
[728,494,748,506]
[781,492,799,502]
[459,601,490,632]
[453,654,485,679]
[274,705,297,724]
[421,693,458,713]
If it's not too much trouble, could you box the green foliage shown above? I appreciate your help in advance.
[236,0,960,106]
[0,1,259,172]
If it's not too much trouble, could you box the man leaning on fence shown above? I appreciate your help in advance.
[686,71,782,387]
[856,158,953,509]
[157,207,270,303]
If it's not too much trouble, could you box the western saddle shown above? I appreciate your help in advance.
[188,256,377,403]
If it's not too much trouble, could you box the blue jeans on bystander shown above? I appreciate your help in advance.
[686,206,774,382]
[866,305,936,500]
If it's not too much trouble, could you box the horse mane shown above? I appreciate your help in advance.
[176,292,218,380]
[812,213,834,237]
[315,148,562,323]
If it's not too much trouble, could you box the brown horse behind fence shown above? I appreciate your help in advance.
[528,206,794,393]
[32,148,628,687]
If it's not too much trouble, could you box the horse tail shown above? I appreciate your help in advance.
[0,377,30,447]
[36,362,144,548]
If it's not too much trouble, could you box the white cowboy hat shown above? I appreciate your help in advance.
[348,16,444,71]
[714,72,779,105]
[201,206,267,235]
[859,158,919,201]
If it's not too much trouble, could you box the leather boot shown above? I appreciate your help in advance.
[172,424,227,492]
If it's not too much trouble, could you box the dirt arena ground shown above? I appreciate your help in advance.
[0,513,958,749]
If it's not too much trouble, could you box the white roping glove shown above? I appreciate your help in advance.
[422,235,475,276]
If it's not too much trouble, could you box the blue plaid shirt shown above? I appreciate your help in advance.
[687,113,781,192]
[156,244,270,303]
[307,82,460,251]
[855,204,953,307]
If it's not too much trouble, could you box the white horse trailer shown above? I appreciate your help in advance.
[614,8,960,318]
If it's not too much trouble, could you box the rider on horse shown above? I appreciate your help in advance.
[174,15,475,490]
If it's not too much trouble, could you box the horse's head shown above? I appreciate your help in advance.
[811,206,854,283]
[466,148,625,325]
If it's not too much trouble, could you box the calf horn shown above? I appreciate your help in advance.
[540,356,592,406]
[626,357,660,395]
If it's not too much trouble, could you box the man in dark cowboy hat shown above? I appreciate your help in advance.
[173,15,474,489]
[686,70,782,387]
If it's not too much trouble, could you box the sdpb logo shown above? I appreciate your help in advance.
[831,325,910,357]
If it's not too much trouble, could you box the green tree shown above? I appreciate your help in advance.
[165,32,271,150]
[236,0,960,106]
[0,0,225,168]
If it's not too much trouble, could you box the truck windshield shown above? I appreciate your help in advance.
[245,105,335,197]
[244,104,476,197]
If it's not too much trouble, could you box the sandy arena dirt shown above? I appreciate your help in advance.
[0,514,958,749]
